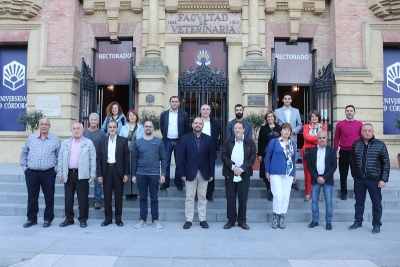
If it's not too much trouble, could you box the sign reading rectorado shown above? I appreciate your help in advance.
[167,13,241,34]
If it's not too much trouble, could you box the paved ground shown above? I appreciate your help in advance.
[1,163,399,267]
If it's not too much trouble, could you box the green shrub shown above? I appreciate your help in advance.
[17,110,44,133]
[245,111,265,139]
[139,109,160,131]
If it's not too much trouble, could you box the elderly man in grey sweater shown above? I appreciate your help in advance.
[131,121,166,229]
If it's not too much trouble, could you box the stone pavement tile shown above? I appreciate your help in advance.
[0,252,36,267]
[42,238,127,256]
[18,254,64,267]
[288,260,377,267]
[53,255,118,267]
[342,260,379,267]
[231,259,291,267]
[113,257,174,267]
[351,242,400,261]
[371,260,400,267]
[0,236,58,254]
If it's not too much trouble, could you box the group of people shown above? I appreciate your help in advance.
[19,94,390,234]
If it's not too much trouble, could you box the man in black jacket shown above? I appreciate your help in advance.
[349,123,390,234]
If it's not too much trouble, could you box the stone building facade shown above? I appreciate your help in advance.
[0,0,399,166]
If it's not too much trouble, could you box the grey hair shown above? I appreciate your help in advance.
[71,122,84,129]
[317,130,327,136]
[89,112,99,120]
[362,123,373,128]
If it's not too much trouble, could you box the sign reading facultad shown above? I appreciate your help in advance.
[247,95,265,106]
[35,96,62,117]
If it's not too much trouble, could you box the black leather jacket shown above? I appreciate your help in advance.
[349,137,390,182]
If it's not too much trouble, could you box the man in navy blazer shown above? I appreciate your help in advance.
[307,131,337,230]
[160,96,190,190]
[177,117,216,229]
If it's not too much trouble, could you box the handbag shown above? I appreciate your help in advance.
[303,148,311,160]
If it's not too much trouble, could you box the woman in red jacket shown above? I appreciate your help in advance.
[301,110,327,201]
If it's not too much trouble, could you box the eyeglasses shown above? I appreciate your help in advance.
[39,123,50,126]
[144,125,153,128]
[108,126,117,128]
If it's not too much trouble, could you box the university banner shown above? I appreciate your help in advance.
[383,48,400,134]
[0,46,27,131]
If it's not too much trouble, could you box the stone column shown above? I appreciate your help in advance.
[247,0,262,58]
[145,0,161,58]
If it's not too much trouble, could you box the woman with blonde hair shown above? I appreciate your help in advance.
[100,101,126,135]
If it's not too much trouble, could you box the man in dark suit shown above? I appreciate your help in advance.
[221,121,256,230]
[160,96,190,190]
[307,130,337,230]
[178,117,216,229]
[97,120,130,227]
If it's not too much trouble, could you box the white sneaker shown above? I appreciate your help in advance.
[153,220,163,229]
[135,220,146,229]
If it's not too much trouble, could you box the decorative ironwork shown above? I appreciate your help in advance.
[79,58,95,128]
[178,63,228,149]
[314,59,334,144]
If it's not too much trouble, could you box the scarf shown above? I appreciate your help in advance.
[308,123,323,136]
[278,137,294,176]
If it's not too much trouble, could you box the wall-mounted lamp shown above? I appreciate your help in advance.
[107,84,114,92]
[292,86,299,93]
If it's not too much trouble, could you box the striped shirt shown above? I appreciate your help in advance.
[20,132,60,171]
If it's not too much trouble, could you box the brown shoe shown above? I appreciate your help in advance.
[238,222,250,230]
[291,183,299,191]
[223,221,235,229]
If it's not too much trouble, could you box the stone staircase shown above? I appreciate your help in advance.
[1,164,399,223]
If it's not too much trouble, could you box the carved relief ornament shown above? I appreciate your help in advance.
[82,0,142,41]
[0,0,42,20]
[369,0,400,21]
[265,0,325,42]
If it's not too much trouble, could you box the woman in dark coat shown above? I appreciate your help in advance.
[257,110,280,201]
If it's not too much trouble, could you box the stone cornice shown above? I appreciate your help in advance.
[369,0,400,21]
[165,0,241,13]
[265,0,325,42]
[0,0,42,21]
[82,0,142,41]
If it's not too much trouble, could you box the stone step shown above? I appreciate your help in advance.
[1,203,399,223]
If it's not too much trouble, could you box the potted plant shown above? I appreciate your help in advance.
[245,111,265,170]
[17,110,44,133]
[139,109,160,131]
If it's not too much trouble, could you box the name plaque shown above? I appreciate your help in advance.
[247,95,265,107]
[167,13,241,34]
[35,96,62,117]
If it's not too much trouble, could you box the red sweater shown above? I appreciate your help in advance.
[334,120,363,151]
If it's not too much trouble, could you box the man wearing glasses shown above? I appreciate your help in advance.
[20,118,60,228]
[97,120,130,226]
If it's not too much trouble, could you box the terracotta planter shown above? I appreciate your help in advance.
[397,155,400,169]
[252,156,260,170]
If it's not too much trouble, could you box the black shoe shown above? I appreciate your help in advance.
[206,195,213,201]
[223,221,234,229]
[372,226,380,234]
[80,222,87,228]
[43,221,51,228]
[349,222,362,230]
[200,221,209,228]
[132,194,138,200]
[23,220,37,228]
[183,221,192,229]
[160,183,169,190]
[59,220,74,227]
[116,221,124,227]
[341,194,347,200]
[177,184,183,191]
[101,221,112,226]
[308,221,319,228]
[326,223,332,230]
[125,195,133,200]
[267,190,273,201]
[291,183,299,191]
[238,223,250,230]
[94,201,101,210]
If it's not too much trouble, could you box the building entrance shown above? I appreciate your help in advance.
[97,84,130,124]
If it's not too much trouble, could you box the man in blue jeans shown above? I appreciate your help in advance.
[132,121,166,229]
[306,131,337,230]
[159,96,189,190]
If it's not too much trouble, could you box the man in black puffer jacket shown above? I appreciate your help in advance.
[348,123,390,234]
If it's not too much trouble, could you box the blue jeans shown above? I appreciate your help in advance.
[137,174,159,222]
[354,179,382,227]
[311,183,333,223]
[164,139,182,186]
[93,177,102,202]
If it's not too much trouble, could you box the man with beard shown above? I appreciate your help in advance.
[226,104,252,139]
[178,117,216,229]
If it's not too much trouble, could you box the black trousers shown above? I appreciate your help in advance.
[339,150,351,195]
[25,168,56,222]
[354,179,382,227]
[225,175,250,224]
[64,171,89,222]
[103,165,124,222]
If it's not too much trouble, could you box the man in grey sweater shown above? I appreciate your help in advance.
[131,121,166,229]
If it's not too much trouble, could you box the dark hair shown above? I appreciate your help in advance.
[345,105,355,111]
[234,104,244,110]
[169,96,179,102]
[126,109,139,122]
[264,110,276,122]
[282,92,292,99]
[107,120,118,127]
[280,123,292,132]
[106,101,123,116]
[233,121,245,128]
[308,110,322,123]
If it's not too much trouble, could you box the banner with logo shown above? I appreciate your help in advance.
[272,41,313,85]
[383,48,400,134]
[94,40,134,83]
[0,46,27,131]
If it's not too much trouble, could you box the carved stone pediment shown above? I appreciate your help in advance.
[265,0,325,42]
[0,0,43,21]
[83,0,142,41]
[369,0,400,21]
